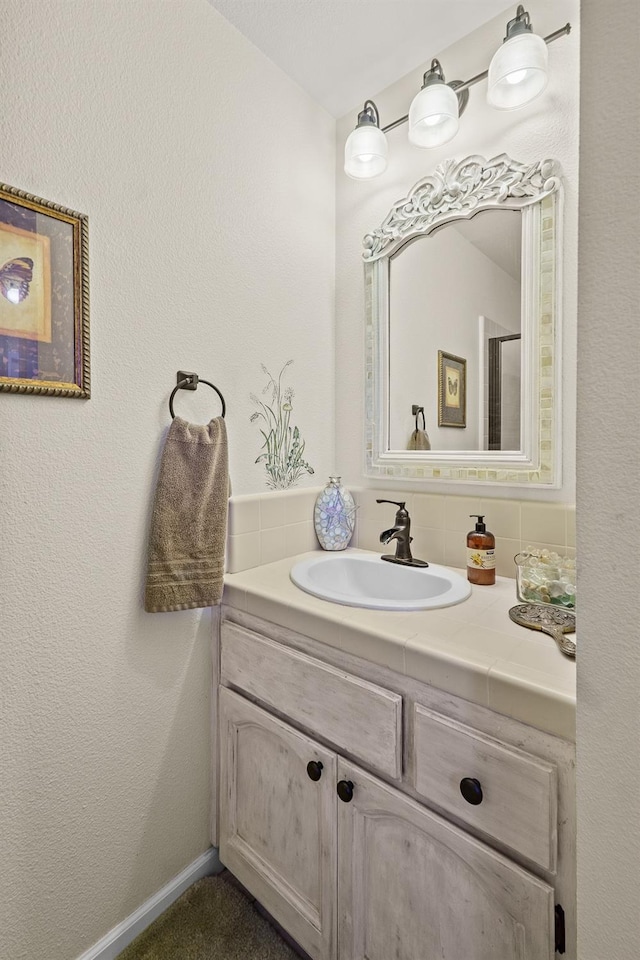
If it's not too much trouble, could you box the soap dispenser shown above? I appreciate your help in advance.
[466,515,496,585]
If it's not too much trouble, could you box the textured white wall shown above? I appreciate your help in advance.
[576,1,640,955]
[0,2,334,958]
[335,0,579,500]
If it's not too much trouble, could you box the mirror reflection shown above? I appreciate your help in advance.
[388,208,522,453]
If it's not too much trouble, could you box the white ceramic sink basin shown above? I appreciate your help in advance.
[290,552,471,611]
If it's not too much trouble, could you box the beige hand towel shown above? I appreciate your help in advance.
[408,428,431,450]
[145,416,228,612]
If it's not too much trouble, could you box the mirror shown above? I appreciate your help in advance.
[389,209,522,452]
[364,154,562,487]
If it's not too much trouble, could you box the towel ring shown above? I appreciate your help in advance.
[412,405,425,432]
[169,371,226,419]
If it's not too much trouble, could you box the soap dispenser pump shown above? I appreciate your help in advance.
[466,515,496,585]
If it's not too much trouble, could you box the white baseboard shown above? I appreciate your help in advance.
[76,846,223,960]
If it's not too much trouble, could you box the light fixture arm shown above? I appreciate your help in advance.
[358,99,381,127]
[380,21,570,134]
[422,58,445,86]
[505,5,532,40]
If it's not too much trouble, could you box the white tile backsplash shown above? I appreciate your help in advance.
[355,489,574,581]
[284,488,318,525]
[259,492,286,529]
[480,498,521,541]
[227,488,323,573]
[259,528,288,565]
[226,531,261,573]
[285,520,318,556]
[227,494,260,536]
[444,529,469,569]
[411,494,446,530]
[521,502,569,546]
[445,495,485,533]
[226,486,575,578]
[410,527,445,566]
[493,538,522,578]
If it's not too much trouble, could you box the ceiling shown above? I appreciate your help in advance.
[207,1,516,118]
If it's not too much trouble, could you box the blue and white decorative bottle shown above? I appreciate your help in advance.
[314,477,356,551]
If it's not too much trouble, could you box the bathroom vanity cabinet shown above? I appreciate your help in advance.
[215,609,575,960]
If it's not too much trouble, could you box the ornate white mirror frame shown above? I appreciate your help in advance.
[364,153,563,487]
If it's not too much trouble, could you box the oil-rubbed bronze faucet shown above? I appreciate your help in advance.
[376,500,429,568]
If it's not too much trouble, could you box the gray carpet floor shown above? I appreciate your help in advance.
[117,873,303,960]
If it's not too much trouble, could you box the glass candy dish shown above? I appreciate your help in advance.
[514,548,576,610]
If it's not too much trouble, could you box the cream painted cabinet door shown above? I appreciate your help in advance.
[219,687,337,960]
[337,760,555,960]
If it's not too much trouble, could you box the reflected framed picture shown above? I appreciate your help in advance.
[438,350,466,428]
[0,182,89,398]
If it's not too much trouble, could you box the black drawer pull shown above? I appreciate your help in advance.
[460,777,483,805]
[337,779,354,803]
[306,760,323,782]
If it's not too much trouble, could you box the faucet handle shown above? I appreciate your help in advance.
[376,499,406,510]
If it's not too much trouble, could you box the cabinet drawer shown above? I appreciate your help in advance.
[221,622,402,779]
[413,704,557,871]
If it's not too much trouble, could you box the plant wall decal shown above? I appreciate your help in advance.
[250,360,314,490]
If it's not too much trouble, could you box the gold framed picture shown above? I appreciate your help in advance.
[0,182,89,398]
[438,350,466,427]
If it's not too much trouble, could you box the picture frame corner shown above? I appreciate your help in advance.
[0,183,89,399]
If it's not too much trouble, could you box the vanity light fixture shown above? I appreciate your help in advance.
[344,6,570,179]
[487,5,549,109]
[344,100,388,180]
[408,59,460,148]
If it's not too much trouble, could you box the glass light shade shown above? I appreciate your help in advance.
[344,124,388,180]
[487,32,548,109]
[408,81,459,148]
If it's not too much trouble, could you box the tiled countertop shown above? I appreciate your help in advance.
[222,548,576,742]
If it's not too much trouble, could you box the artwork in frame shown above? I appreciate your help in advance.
[438,350,466,428]
[0,182,89,398]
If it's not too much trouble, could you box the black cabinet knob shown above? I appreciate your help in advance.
[337,779,354,803]
[460,777,483,805]
[306,760,323,782]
